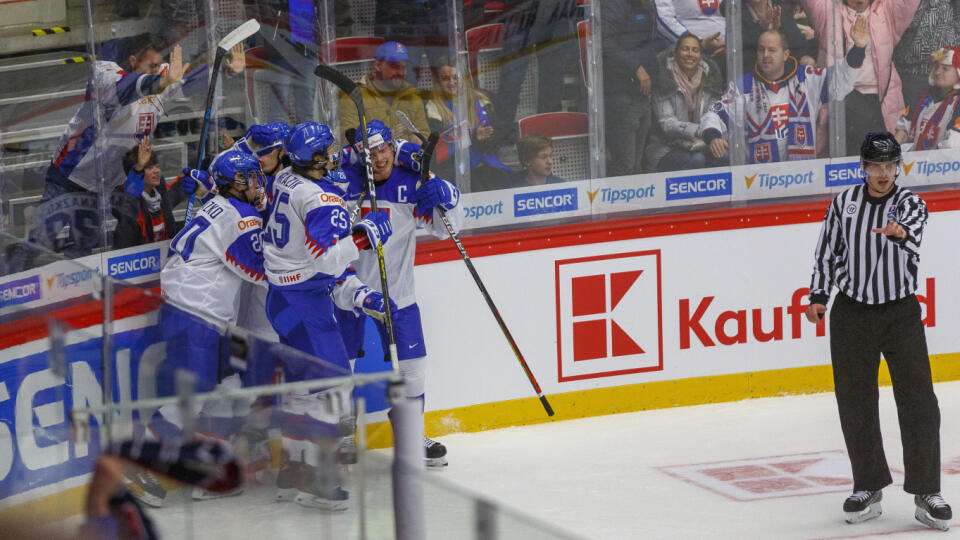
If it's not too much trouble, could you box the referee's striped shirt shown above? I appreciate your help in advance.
[809,183,928,306]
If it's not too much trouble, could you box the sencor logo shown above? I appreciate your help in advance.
[107,249,162,280]
[464,201,504,220]
[555,250,663,382]
[0,276,42,308]
[514,188,578,217]
[665,172,732,200]
[825,162,863,187]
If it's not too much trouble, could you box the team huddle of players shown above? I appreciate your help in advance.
[154,119,464,510]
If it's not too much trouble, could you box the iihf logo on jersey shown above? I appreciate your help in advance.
[555,250,663,382]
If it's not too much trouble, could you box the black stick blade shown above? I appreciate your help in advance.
[315,64,356,95]
[420,132,440,185]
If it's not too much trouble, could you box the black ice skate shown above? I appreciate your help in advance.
[915,493,952,531]
[126,470,167,508]
[843,490,882,524]
[424,436,448,468]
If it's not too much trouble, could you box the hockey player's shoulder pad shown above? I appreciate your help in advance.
[227,198,263,221]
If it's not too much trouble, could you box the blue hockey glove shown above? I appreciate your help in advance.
[415,178,459,215]
[352,210,392,250]
[353,286,398,321]
[122,170,145,198]
[182,168,215,195]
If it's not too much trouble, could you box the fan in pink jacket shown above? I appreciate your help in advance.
[800,0,921,131]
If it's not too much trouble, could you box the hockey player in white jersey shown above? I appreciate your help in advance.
[142,150,266,506]
[262,121,394,510]
[700,23,868,163]
[340,120,465,467]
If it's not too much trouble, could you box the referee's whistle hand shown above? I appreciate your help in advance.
[872,219,906,239]
[805,304,827,323]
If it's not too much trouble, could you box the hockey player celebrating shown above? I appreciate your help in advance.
[147,150,267,506]
[701,21,868,163]
[262,122,394,510]
[341,120,465,467]
[805,132,951,531]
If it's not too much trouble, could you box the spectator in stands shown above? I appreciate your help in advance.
[373,0,483,87]
[655,0,727,60]
[113,138,194,249]
[425,56,515,192]
[488,0,579,145]
[894,46,960,149]
[646,34,727,172]
[337,41,430,143]
[894,0,960,109]
[701,26,868,164]
[800,0,920,154]
[6,37,245,272]
[742,0,816,73]
[510,134,566,187]
[601,0,664,176]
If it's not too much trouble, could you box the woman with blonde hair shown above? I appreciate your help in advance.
[425,56,514,191]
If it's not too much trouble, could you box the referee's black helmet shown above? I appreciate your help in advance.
[860,131,902,163]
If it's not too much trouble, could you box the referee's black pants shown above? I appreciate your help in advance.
[830,293,941,494]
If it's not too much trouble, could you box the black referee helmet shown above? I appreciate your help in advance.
[860,131,902,163]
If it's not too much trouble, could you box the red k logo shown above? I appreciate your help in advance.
[555,250,663,382]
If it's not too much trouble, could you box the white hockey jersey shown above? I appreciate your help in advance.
[341,164,465,309]
[51,61,206,192]
[896,89,960,151]
[161,194,266,325]
[261,168,362,291]
[655,0,724,42]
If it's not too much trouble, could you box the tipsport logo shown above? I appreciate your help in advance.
[555,250,663,382]
[744,171,814,190]
[586,185,656,205]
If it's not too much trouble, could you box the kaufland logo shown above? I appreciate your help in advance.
[665,172,731,200]
[555,250,663,382]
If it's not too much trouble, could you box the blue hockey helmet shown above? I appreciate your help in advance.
[285,122,341,168]
[211,150,264,189]
[237,122,291,157]
[355,119,392,150]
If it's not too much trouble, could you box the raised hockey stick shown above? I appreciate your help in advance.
[396,111,555,417]
[314,64,400,372]
[184,18,261,225]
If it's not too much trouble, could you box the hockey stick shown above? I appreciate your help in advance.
[314,64,400,372]
[184,18,261,226]
[396,111,555,417]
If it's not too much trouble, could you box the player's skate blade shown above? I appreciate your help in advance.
[293,486,349,511]
[915,493,951,531]
[424,436,448,468]
[844,490,882,524]
[192,486,243,500]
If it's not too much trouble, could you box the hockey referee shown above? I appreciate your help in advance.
[804,132,951,530]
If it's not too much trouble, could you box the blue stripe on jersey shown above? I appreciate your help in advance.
[335,266,357,284]
[303,205,349,259]
[53,123,98,177]
[227,197,262,219]
[115,72,161,106]
[225,229,266,281]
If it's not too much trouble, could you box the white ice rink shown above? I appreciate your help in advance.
[144,380,960,540]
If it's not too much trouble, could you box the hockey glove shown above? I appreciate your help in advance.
[415,178,459,215]
[122,170,145,198]
[182,168,215,195]
[352,210,392,250]
[353,286,398,321]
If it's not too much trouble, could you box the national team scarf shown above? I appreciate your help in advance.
[745,61,815,163]
[907,88,959,150]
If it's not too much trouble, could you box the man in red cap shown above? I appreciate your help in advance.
[895,46,960,150]
[336,40,430,143]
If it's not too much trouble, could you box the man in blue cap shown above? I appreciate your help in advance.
[336,40,430,143]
